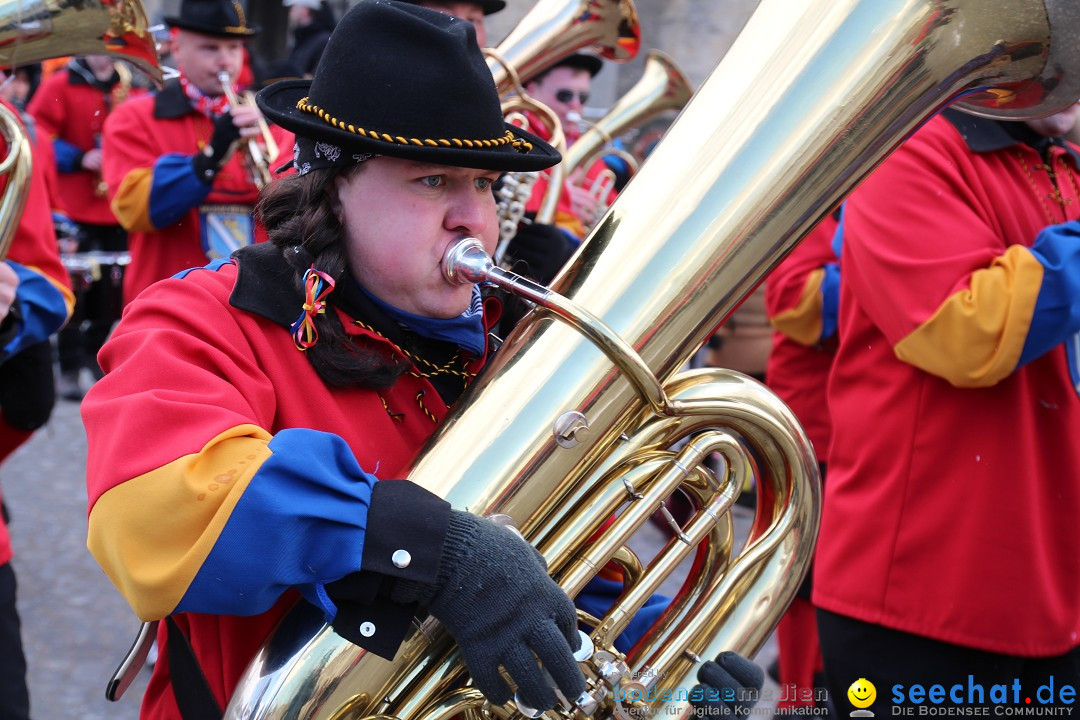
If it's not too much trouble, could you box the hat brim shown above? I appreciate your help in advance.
[554,53,603,78]
[164,16,259,37]
[400,0,505,16]
[257,79,561,172]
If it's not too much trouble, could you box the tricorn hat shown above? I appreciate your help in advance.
[164,0,259,37]
[257,0,559,172]
[397,0,506,15]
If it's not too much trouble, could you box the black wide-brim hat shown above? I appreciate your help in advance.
[398,0,506,15]
[550,52,603,78]
[257,0,559,172]
[165,0,259,37]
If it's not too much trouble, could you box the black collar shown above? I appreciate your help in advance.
[66,59,119,92]
[229,243,300,326]
[942,107,1080,167]
[154,78,199,120]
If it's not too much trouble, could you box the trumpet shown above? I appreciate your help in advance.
[217,71,279,190]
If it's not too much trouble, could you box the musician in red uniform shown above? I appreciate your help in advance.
[496,53,619,286]
[521,53,610,240]
[29,56,144,399]
[102,0,289,306]
[0,89,77,720]
[815,106,1080,708]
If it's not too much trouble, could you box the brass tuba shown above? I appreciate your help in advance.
[224,0,1079,718]
[0,0,161,259]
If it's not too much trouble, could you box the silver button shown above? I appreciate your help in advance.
[392,549,412,568]
[359,621,375,637]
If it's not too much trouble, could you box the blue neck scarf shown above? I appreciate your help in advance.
[355,282,487,357]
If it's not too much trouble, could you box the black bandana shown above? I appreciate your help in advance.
[289,135,375,176]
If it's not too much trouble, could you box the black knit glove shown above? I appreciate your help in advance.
[503,222,576,285]
[191,112,242,183]
[393,511,586,711]
[687,652,765,716]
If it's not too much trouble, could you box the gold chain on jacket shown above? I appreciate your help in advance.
[1014,148,1080,224]
[354,319,478,423]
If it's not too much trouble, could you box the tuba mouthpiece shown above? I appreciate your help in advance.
[442,237,492,285]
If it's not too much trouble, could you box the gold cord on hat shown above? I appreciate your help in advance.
[225,0,250,33]
[296,97,534,153]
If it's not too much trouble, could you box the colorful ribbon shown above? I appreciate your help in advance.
[290,266,336,350]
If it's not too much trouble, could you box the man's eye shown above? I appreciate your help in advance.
[476,177,495,190]
[421,176,444,188]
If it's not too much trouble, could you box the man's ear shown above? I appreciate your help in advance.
[328,175,346,223]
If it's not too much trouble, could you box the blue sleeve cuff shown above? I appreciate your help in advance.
[177,428,378,616]
[830,205,845,259]
[53,138,84,174]
[820,262,840,341]
[148,153,214,230]
[576,576,670,653]
[1018,222,1080,367]
[0,261,69,361]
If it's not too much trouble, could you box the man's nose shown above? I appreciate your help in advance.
[446,188,491,236]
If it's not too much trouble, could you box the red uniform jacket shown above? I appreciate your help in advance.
[28,63,144,226]
[765,215,840,455]
[814,110,1080,655]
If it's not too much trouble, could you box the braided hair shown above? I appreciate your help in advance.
[256,166,407,389]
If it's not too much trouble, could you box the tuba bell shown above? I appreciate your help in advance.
[224,0,1080,718]
[0,0,161,259]
[487,0,640,95]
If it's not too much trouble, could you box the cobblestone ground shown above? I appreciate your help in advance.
[4,395,780,719]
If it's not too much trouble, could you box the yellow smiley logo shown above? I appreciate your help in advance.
[848,678,876,709]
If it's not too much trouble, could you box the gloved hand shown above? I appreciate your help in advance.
[393,511,586,711]
[191,112,243,183]
[687,652,765,716]
[503,222,576,285]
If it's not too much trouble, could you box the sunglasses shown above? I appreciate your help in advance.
[554,89,590,104]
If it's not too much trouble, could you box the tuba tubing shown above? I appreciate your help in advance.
[225,0,1080,718]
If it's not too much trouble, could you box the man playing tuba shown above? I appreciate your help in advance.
[84,4,763,718]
